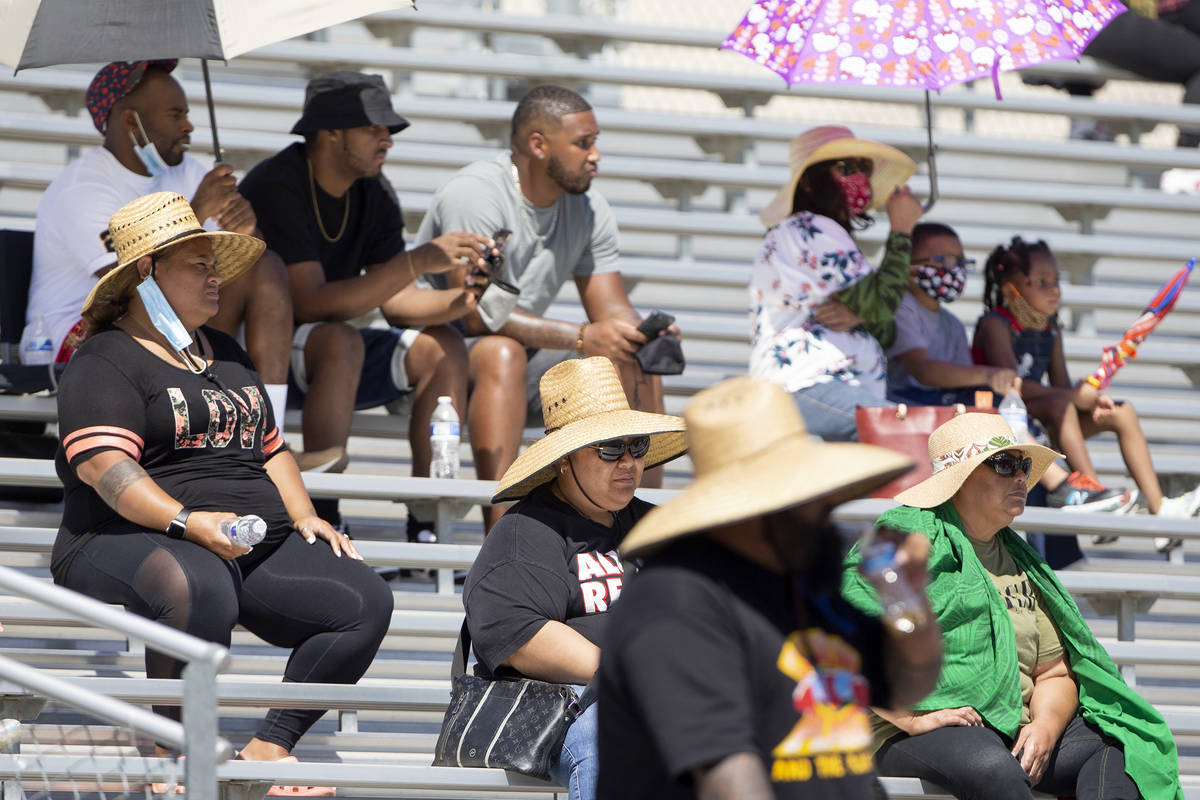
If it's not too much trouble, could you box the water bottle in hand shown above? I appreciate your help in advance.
[21,315,54,365]
[862,540,928,634]
[220,515,267,547]
[430,396,461,480]
[998,389,1028,444]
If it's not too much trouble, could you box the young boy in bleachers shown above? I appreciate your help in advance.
[887,223,1129,513]
[972,236,1200,551]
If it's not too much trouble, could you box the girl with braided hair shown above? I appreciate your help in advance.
[972,237,1200,552]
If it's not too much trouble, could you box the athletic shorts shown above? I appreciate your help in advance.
[287,322,421,411]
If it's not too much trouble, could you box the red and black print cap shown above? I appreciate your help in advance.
[86,59,179,134]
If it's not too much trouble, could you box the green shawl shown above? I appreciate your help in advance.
[841,502,1182,800]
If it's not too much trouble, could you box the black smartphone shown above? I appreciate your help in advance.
[637,310,675,339]
[481,228,512,275]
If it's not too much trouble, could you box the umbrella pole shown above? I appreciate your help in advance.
[923,90,939,212]
[201,59,223,164]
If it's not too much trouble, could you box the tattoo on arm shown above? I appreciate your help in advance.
[498,308,577,350]
[96,459,150,510]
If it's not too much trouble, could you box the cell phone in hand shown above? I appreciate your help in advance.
[480,228,512,276]
[636,310,675,339]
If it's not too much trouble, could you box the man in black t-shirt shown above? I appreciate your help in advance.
[598,377,944,799]
[240,72,494,529]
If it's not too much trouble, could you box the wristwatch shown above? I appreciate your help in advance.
[166,509,191,539]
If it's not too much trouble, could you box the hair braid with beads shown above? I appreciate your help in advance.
[981,235,1053,311]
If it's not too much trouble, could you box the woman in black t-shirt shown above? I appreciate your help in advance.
[462,356,686,800]
[55,193,393,783]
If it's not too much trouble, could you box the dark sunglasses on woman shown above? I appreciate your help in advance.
[984,452,1032,478]
[587,436,651,461]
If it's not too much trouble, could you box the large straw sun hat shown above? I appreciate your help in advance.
[621,376,914,559]
[760,125,917,228]
[893,412,1062,509]
[81,192,265,328]
[491,357,687,503]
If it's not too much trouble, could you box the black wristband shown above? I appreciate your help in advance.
[165,509,190,539]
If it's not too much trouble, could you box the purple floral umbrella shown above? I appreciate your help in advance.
[721,0,1125,206]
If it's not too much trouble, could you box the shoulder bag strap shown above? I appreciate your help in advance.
[452,619,470,680]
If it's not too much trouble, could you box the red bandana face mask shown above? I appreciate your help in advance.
[834,172,872,218]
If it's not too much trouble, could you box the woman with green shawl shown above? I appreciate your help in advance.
[843,412,1181,800]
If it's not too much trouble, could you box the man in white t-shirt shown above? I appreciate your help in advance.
[22,59,294,426]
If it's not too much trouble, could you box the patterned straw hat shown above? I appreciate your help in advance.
[761,125,917,228]
[491,357,687,503]
[893,412,1061,509]
[81,192,265,329]
[621,377,914,558]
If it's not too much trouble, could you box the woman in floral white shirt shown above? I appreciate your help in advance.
[750,125,924,441]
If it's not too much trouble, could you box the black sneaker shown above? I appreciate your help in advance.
[407,515,438,544]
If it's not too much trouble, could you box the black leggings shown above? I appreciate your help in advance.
[62,530,394,751]
[875,717,1138,800]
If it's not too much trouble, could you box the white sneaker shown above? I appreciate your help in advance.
[1156,486,1200,518]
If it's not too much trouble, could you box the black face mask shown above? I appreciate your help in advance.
[761,510,846,595]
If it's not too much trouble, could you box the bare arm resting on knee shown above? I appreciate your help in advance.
[692,752,773,800]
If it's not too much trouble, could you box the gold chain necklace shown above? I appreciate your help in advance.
[307,158,350,244]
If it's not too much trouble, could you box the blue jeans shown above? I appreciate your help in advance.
[549,688,597,800]
[792,380,893,442]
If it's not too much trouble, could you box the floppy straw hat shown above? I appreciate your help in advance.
[81,192,265,329]
[491,357,687,503]
[893,412,1062,509]
[621,376,914,558]
[760,125,917,228]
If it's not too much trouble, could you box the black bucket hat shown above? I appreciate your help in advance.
[291,71,410,135]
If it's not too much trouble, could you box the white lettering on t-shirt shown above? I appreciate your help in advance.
[577,549,625,613]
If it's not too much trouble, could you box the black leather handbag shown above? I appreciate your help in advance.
[432,622,595,780]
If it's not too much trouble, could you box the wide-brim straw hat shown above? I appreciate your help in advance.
[621,376,914,558]
[81,192,265,328]
[760,125,917,228]
[491,356,687,502]
[894,412,1062,509]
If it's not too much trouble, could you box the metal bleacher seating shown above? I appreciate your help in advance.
[0,2,1199,797]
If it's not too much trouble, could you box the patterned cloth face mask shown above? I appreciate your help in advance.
[833,172,872,218]
[913,259,968,303]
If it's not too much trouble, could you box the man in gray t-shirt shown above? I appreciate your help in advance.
[416,86,672,525]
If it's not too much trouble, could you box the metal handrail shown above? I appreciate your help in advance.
[0,566,230,668]
[0,564,232,800]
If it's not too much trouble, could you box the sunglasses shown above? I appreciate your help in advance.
[984,452,1032,478]
[586,436,651,462]
[835,158,874,178]
[911,255,976,271]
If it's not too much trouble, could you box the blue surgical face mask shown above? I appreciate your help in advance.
[129,111,169,178]
[136,273,193,352]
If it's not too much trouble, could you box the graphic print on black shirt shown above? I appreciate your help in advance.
[769,628,876,784]
[463,485,650,677]
[52,326,291,579]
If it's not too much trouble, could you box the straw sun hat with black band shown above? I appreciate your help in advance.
[621,376,915,559]
[491,357,687,503]
[81,192,265,330]
[893,412,1062,510]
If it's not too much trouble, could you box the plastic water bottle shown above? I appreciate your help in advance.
[430,396,461,480]
[21,315,54,365]
[220,515,267,547]
[861,541,928,634]
[998,389,1028,444]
